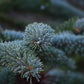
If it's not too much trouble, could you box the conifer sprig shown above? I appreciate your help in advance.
[52,32,84,56]
[4,30,23,41]
[55,17,78,33]
[36,46,75,69]
[24,22,55,50]
[0,41,43,82]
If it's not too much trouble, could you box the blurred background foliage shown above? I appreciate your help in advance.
[0,0,84,31]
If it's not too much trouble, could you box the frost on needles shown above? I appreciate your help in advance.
[0,20,84,84]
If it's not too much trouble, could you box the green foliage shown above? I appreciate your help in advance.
[24,22,75,69]
[0,0,84,17]
[51,18,84,71]
[0,12,27,30]
[48,0,84,17]
[12,0,41,11]
[52,31,84,56]
[36,46,75,69]
[4,30,23,41]
[0,40,43,83]
[0,26,23,41]
[0,0,41,12]
[0,0,12,12]
[51,17,84,58]
[41,69,84,84]
[0,20,84,83]
[0,68,16,84]
[74,18,84,34]
[55,17,78,33]
[0,26,5,41]
[24,22,54,50]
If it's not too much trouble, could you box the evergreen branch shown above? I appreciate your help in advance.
[24,23,75,69]
[52,31,84,56]
[55,17,78,33]
[41,69,84,84]
[36,46,76,69]
[0,21,84,83]
[24,22,55,50]
[0,40,43,83]
[3,30,24,41]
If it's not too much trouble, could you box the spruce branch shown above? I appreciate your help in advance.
[41,69,84,84]
[24,22,55,51]
[3,30,24,41]
[36,46,75,69]
[0,40,43,83]
[52,31,84,56]
[0,21,84,84]
[55,17,78,33]
[23,22,75,69]
[0,26,23,41]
